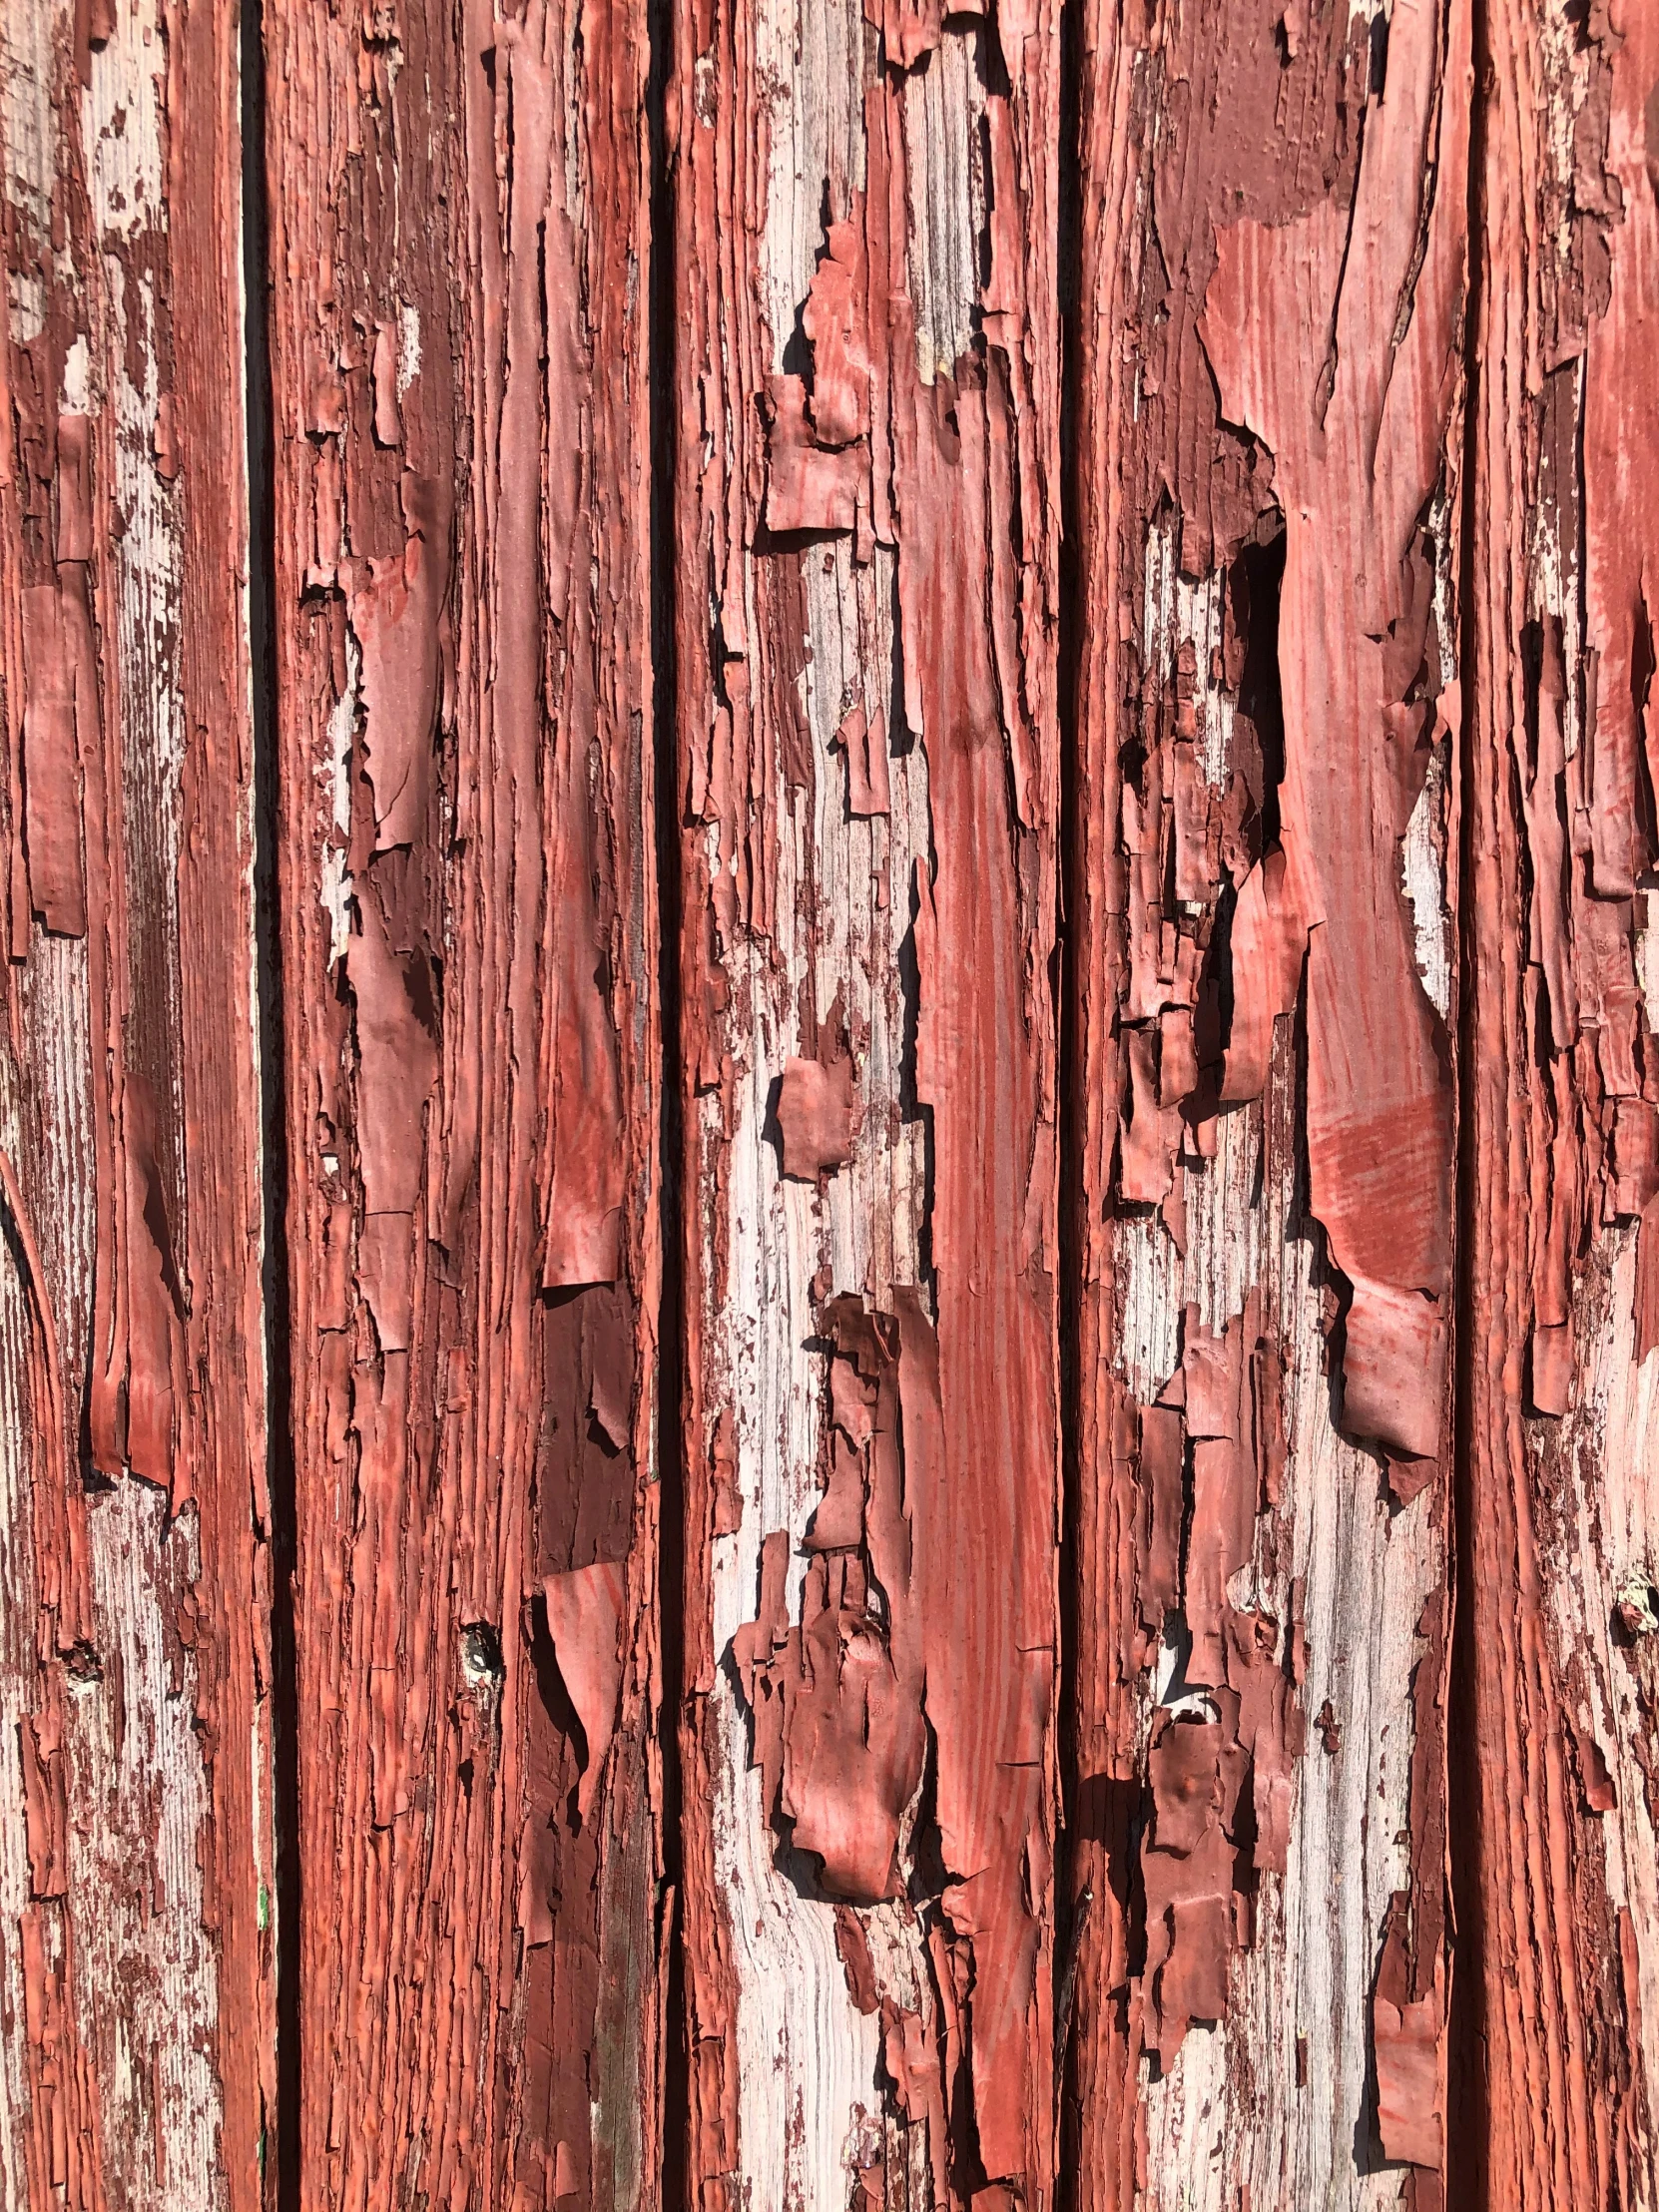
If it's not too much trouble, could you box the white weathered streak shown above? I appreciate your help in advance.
[320,629,360,966]
[93,3,221,2198]
[398,300,421,395]
[1638,895,1659,1036]
[1131,1045,1437,2212]
[704,4,966,2201]
[1,0,58,344]
[901,26,985,382]
[706,517,935,2212]
[46,4,219,2200]
[69,1487,220,2207]
[1402,742,1452,1021]
[1547,1234,1659,2170]
[0,1078,37,2209]
[1121,530,1434,2207]
[1401,492,1457,1023]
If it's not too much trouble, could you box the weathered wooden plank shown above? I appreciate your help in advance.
[262,0,663,2201]
[16,5,1659,2203]
[1460,3,1659,2199]
[1067,3,1469,2202]
[0,0,273,2203]
[671,2,1063,2205]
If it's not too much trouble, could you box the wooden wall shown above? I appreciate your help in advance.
[0,2,1654,2207]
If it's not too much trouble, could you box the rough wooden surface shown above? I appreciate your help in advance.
[1067,4,1466,2204]
[1461,2,1659,2202]
[262,0,663,2202]
[3,1,1659,2206]
[670,2,1062,2205]
[0,0,272,2203]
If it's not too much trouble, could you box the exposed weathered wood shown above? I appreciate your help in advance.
[1069,4,1468,2203]
[671,1,1063,2205]
[263,0,663,2201]
[0,0,272,2202]
[9,4,1659,2204]
[1461,3,1659,2199]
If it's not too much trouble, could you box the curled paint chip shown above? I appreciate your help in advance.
[545,1562,626,1828]
[764,375,862,535]
[776,1053,859,1180]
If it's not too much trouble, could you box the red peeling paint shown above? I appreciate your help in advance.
[19,578,87,935]
[736,1301,926,1906]
[776,1053,860,1181]
[1461,3,1659,2203]
[1069,4,1465,2202]
[0,0,274,2197]
[1375,1897,1447,2172]
[675,0,1062,2200]
[265,0,662,2200]
[5,2,1658,2205]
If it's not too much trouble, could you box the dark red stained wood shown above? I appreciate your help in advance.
[263,0,663,2203]
[0,0,273,2200]
[1460,1,1659,2199]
